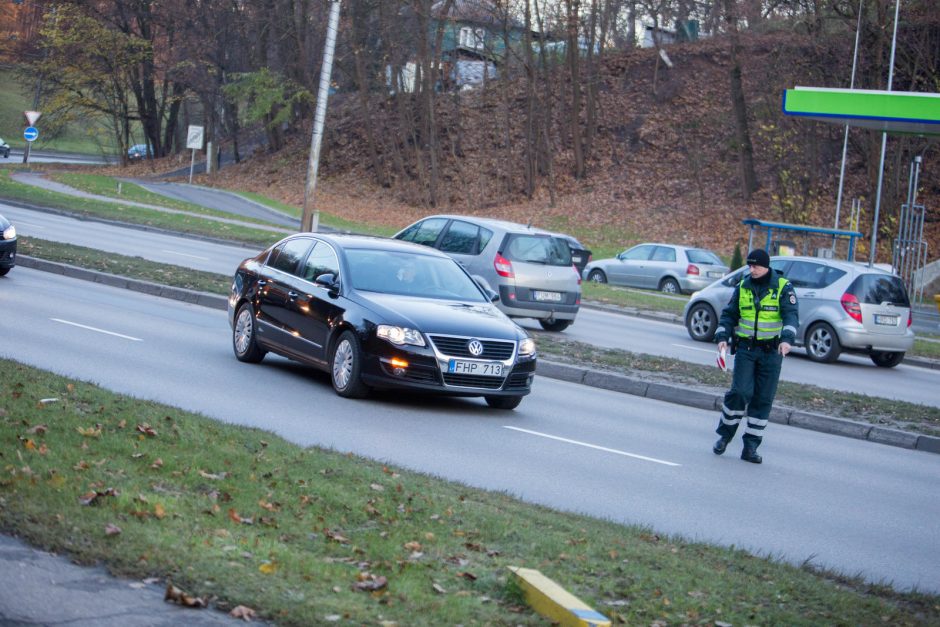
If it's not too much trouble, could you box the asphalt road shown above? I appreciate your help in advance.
[2,267,939,593]
[8,201,940,407]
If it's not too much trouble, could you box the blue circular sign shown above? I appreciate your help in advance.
[24,126,39,142]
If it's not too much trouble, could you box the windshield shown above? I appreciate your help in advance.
[346,249,487,301]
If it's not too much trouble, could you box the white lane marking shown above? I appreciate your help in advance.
[11,219,44,229]
[672,343,715,354]
[51,318,143,342]
[503,426,680,466]
[161,249,210,261]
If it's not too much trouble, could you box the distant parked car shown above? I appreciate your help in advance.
[0,137,10,158]
[0,213,17,276]
[583,243,729,294]
[556,234,592,276]
[682,255,914,367]
[228,233,537,409]
[127,143,150,161]
[395,215,581,332]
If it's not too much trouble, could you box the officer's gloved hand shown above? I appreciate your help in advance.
[778,342,791,356]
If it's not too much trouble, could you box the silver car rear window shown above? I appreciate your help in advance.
[847,275,910,306]
[502,235,572,266]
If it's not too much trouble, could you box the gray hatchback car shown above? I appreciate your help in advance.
[394,215,581,331]
[682,256,914,367]
[583,243,729,294]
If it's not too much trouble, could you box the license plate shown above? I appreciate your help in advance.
[874,314,899,326]
[448,359,503,377]
[533,290,562,302]
[708,271,724,278]
[571,255,582,264]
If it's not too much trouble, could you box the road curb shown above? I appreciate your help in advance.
[18,255,229,310]
[535,360,940,455]
[580,301,940,371]
[14,257,940,456]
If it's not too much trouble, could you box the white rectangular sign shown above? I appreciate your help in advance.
[186,125,204,150]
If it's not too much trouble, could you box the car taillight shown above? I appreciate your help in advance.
[908,310,912,327]
[841,292,863,323]
[686,264,700,276]
[494,253,514,278]
[573,264,581,284]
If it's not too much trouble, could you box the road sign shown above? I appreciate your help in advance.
[24,110,41,125]
[186,125,204,150]
[24,126,39,142]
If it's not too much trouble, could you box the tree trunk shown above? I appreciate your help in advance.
[724,0,759,198]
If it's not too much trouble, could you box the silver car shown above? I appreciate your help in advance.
[682,256,915,367]
[583,243,729,294]
[394,215,581,331]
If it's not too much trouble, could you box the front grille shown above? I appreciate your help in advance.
[442,373,505,389]
[380,362,441,384]
[429,335,515,360]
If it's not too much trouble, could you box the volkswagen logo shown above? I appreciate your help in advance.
[467,340,484,356]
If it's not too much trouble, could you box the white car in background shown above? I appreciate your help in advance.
[682,256,915,367]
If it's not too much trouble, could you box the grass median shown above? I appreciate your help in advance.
[2,359,938,626]
[16,236,940,437]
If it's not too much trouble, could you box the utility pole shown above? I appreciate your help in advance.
[301,0,342,233]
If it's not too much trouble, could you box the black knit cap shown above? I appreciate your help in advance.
[746,248,770,268]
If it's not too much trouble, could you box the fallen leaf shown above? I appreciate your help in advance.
[105,523,122,536]
[164,582,208,608]
[136,424,158,437]
[258,499,279,511]
[26,424,48,435]
[325,529,349,544]
[38,398,59,405]
[370,483,385,491]
[79,487,119,506]
[259,561,278,574]
[432,582,447,594]
[230,605,257,621]
[77,425,101,438]
[199,470,229,480]
[352,574,388,592]
[117,419,127,429]
[154,503,166,519]
[404,541,422,551]
[457,571,477,581]
[23,439,35,451]
[151,458,164,469]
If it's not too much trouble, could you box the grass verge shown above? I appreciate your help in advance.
[2,359,937,626]
[15,236,940,437]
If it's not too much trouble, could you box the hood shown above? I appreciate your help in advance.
[359,292,525,339]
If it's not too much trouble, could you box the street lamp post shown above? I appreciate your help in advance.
[301,0,342,233]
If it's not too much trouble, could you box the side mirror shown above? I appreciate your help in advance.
[315,273,340,297]
[472,274,499,303]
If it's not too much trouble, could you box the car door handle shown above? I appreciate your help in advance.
[257,279,267,287]
[288,291,299,300]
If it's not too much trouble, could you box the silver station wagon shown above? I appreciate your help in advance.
[583,243,729,294]
[682,256,915,367]
[395,215,582,331]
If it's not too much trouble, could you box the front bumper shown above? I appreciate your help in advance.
[0,239,16,269]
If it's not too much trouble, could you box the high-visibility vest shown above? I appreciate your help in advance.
[735,277,789,340]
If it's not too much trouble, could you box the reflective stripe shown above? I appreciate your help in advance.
[716,325,726,336]
[722,404,746,416]
[721,415,741,426]
[744,425,765,436]
[746,417,769,427]
[783,325,797,335]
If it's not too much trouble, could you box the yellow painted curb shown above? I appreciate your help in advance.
[509,566,611,627]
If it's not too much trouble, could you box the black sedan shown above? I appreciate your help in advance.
[228,233,537,409]
[0,213,16,276]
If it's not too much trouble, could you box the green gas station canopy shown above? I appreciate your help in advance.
[782,86,940,135]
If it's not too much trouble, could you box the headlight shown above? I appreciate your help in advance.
[2,225,14,240]
[518,337,536,356]
[376,324,425,347]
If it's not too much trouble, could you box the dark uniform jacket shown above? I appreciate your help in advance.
[714,269,799,346]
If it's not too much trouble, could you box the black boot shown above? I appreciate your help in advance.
[741,446,762,464]
[713,438,729,455]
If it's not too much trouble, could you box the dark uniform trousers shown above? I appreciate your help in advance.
[717,343,783,448]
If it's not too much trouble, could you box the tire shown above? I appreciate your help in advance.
[0,267,9,277]
[539,319,571,332]
[485,395,522,410]
[659,277,680,294]
[331,330,370,398]
[587,269,607,284]
[232,303,266,363]
[805,322,841,363]
[686,302,717,342]
[870,351,904,368]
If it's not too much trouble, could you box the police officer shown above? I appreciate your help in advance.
[712,249,798,464]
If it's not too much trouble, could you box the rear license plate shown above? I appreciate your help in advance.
[571,255,582,263]
[874,314,900,326]
[708,271,724,278]
[448,359,503,377]
[533,290,563,302]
